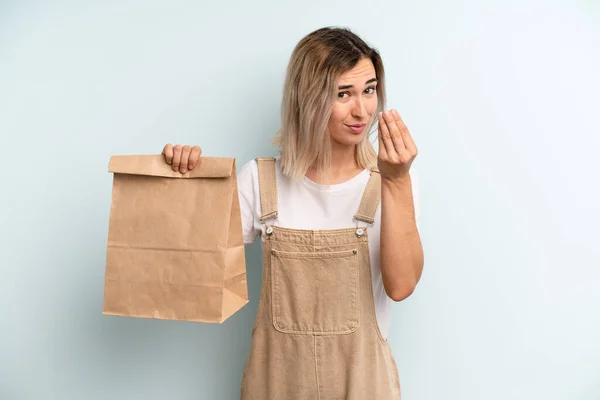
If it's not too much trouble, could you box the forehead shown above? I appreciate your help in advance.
[338,58,376,85]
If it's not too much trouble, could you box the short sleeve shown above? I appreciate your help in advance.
[237,159,260,244]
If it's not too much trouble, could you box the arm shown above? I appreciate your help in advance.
[380,173,424,301]
[377,109,424,302]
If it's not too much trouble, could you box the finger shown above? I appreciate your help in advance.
[162,144,174,165]
[385,109,406,153]
[378,111,397,157]
[188,146,202,170]
[172,145,182,172]
[180,145,192,173]
[377,116,387,159]
[392,110,417,154]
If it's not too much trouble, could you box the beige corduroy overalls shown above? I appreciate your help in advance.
[240,157,401,400]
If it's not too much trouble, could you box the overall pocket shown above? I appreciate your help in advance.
[270,248,359,335]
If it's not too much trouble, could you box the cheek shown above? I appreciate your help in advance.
[367,97,378,115]
[328,105,347,128]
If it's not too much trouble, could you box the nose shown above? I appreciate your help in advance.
[351,96,366,119]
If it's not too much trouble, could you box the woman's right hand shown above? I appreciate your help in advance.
[161,144,202,174]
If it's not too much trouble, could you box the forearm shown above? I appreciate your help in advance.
[380,173,424,301]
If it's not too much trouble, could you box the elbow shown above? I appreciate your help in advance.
[384,258,424,302]
[387,282,417,302]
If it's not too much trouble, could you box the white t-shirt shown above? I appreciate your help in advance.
[237,158,421,340]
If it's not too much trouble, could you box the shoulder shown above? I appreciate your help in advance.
[238,156,285,185]
[236,159,259,207]
[238,158,259,181]
[237,156,284,196]
[237,158,265,194]
[238,156,280,177]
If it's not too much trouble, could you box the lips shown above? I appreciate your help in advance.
[345,124,367,134]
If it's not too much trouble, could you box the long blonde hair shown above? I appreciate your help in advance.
[275,27,387,181]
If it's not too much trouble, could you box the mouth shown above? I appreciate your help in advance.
[345,124,367,134]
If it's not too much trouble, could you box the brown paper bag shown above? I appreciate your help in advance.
[102,155,248,323]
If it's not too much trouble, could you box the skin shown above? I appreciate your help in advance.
[161,57,424,302]
[377,108,424,302]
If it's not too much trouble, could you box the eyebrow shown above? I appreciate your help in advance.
[338,78,378,90]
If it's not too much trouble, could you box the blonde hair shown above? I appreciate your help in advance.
[274,27,387,181]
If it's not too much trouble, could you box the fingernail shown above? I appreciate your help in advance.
[180,168,187,173]
[188,164,193,170]
[384,111,390,117]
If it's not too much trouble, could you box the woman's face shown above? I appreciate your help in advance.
[327,57,378,147]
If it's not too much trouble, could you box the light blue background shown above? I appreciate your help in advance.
[1,1,599,399]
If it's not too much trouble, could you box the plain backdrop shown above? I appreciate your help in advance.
[1,1,599,399]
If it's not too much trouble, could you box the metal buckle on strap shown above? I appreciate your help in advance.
[353,215,374,237]
[353,214,375,225]
[259,211,279,224]
[261,212,278,236]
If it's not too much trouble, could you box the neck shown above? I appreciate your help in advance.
[306,143,363,185]
[330,141,359,174]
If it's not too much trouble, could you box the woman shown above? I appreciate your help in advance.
[162,27,423,400]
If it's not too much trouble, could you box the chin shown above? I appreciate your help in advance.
[332,133,365,147]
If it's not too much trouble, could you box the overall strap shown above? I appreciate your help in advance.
[256,157,279,224]
[353,168,381,225]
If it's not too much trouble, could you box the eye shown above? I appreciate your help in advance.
[364,86,376,95]
[338,91,350,99]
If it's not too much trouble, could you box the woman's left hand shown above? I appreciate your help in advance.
[377,109,418,181]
